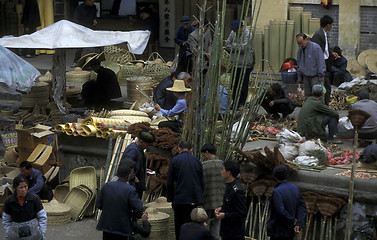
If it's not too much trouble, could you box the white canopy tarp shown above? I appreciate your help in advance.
[0,46,40,92]
[0,20,150,55]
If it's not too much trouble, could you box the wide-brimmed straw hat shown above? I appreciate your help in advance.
[357,49,377,68]
[347,60,367,77]
[365,54,377,73]
[82,52,106,70]
[166,80,191,92]
[77,53,97,68]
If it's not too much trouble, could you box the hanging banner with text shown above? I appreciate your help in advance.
[159,0,175,48]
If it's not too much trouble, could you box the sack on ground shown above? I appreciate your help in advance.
[280,143,300,161]
[298,141,321,156]
[294,156,319,166]
[337,117,354,139]
[276,128,302,144]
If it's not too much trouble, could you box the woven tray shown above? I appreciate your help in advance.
[69,166,97,190]
[43,199,71,226]
[63,187,90,221]
[54,184,70,203]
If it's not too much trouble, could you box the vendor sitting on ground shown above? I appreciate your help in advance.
[155,80,191,132]
[81,58,122,106]
[261,83,295,119]
[297,84,342,144]
[352,88,377,140]
[19,161,53,201]
[329,46,353,87]
[153,71,180,110]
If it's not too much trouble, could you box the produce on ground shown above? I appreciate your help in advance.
[326,150,361,165]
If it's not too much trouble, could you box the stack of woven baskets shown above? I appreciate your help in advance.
[146,197,175,240]
[21,82,49,108]
[62,166,97,221]
[43,200,71,226]
[104,45,136,65]
[66,67,90,83]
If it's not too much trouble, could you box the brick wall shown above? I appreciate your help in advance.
[291,3,339,48]
[360,6,377,52]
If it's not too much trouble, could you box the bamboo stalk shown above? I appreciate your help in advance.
[311,215,317,240]
[328,217,332,240]
[333,217,337,240]
[304,215,312,240]
[345,130,358,240]
[104,136,121,183]
[258,196,262,240]
[248,197,254,237]
[251,196,258,239]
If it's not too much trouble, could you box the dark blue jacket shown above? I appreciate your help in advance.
[73,2,97,28]
[153,76,177,110]
[179,222,217,240]
[167,151,204,205]
[19,168,44,195]
[121,142,146,192]
[331,55,353,82]
[174,25,196,61]
[267,181,307,238]
[220,179,247,239]
[96,179,143,236]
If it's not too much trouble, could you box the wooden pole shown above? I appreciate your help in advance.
[51,49,67,113]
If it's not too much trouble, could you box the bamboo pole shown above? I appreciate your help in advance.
[311,215,317,240]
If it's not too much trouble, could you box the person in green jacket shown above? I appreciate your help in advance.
[297,84,342,144]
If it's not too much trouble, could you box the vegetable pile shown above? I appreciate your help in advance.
[326,150,361,165]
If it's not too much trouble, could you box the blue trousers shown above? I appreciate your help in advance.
[323,115,338,139]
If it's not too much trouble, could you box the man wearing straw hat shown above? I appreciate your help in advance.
[267,165,306,240]
[155,79,191,132]
[167,141,204,240]
[225,20,254,109]
[96,164,144,240]
[296,33,326,101]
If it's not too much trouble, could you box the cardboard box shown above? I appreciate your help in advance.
[0,166,18,177]
[26,144,52,174]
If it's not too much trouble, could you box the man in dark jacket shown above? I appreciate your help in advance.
[131,211,151,240]
[267,165,307,240]
[153,71,179,109]
[261,83,295,119]
[121,130,155,198]
[167,141,204,240]
[311,15,334,105]
[96,164,144,240]
[215,160,247,240]
[180,207,217,240]
[297,84,341,143]
[175,16,196,72]
[328,46,353,86]
[81,58,122,106]
[19,161,53,201]
[72,0,98,65]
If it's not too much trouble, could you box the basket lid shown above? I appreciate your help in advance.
[146,207,170,221]
[146,197,172,209]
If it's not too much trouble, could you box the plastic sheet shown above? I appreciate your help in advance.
[0,20,150,55]
[0,46,40,92]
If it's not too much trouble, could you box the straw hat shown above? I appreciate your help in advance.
[357,49,377,68]
[77,53,97,68]
[347,60,367,77]
[166,80,191,92]
[145,207,170,221]
[365,54,377,73]
[82,52,106,70]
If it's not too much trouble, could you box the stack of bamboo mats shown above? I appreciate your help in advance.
[55,109,152,139]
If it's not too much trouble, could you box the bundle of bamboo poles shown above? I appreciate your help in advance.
[182,0,267,160]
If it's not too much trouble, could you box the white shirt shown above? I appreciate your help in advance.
[323,29,329,60]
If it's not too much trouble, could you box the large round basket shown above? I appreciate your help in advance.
[126,76,153,103]
[43,200,71,226]
[143,207,170,240]
[143,62,170,84]
[118,64,143,86]
[146,197,175,240]
[66,67,90,83]
[21,82,49,108]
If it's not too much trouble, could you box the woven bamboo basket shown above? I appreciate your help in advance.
[143,63,170,84]
[37,71,52,83]
[101,61,120,75]
[110,109,149,117]
[66,67,90,83]
[143,207,170,240]
[63,186,90,221]
[66,85,81,99]
[75,185,96,218]
[4,146,18,166]
[126,76,153,103]
[21,82,50,108]
[109,115,151,124]
[43,200,71,226]
[69,166,97,190]
[104,45,129,55]
[117,64,143,86]
[146,197,175,240]
[54,183,70,203]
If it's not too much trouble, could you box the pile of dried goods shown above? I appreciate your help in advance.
[329,91,352,111]
[339,170,377,179]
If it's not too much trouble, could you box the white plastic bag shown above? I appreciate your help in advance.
[276,128,302,144]
[294,156,319,166]
[298,141,321,156]
[337,117,354,139]
[280,144,300,161]
[0,46,40,92]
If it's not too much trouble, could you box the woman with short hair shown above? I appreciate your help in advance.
[3,175,47,240]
